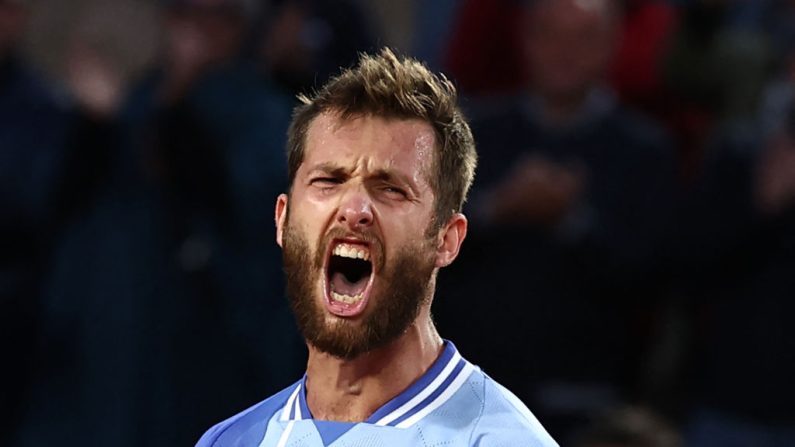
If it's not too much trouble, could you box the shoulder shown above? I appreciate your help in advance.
[196,382,299,447]
[468,372,559,447]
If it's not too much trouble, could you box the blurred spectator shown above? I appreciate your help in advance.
[11,1,304,445]
[435,0,677,440]
[671,76,795,447]
[444,0,527,96]
[0,0,71,444]
[259,0,375,94]
[661,0,772,179]
[443,0,681,103]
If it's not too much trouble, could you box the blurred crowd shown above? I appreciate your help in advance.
[2,0,794,446]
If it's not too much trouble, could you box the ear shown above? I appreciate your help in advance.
[434,213,468,268]
[275,193,288,247]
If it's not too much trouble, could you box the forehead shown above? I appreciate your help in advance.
[301,112,436,178]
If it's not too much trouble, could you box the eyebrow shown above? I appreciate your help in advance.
[307,162,349,178]
[306,163,421,196]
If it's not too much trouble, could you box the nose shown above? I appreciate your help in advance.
[337,190,374,231]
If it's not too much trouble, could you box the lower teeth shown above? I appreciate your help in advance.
[331,291,363,304]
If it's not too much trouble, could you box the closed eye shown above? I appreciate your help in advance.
[380,185,408,200]
[311,177,343,186]
[310,177,344,193]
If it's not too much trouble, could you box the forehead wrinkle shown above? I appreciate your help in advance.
[304,112,436,193]
[307,161,349,176]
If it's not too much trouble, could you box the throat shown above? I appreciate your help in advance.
[304,326,444,422]
[310,397,371,423]
[305,376,376,423]
[330,271,368,297]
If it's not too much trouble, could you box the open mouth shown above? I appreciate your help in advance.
[325,241,374,316]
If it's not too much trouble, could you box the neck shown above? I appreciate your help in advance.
[304,308,443,422]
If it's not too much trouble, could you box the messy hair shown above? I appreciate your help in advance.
[286,47,477,229]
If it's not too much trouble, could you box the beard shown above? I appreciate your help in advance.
[282,219,437,360]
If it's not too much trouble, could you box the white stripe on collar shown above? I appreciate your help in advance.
[293,386,303,420]
[274,420,295,447]
[280,384,302,422]
[373,349,463,426]
[280,342,473,428]
[394,361,475,428]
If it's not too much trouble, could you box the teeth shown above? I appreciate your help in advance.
[331,291,364,305]
[333,243,370,261]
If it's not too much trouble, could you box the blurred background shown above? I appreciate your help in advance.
[2,0,794,446]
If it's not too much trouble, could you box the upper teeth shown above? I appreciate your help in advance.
[333,243,370,261]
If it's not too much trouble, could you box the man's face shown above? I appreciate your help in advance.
[166,3,244,68]
[276,113,442,359]
[523,0,617,101]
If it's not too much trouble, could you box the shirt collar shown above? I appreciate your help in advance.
[279,340,474,428]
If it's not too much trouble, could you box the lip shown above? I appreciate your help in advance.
[323,238,376,318]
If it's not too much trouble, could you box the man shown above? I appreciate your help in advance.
[436,0,677,439]
[196,48,558,446]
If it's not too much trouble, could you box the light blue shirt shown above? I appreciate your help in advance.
[197,341,558,446]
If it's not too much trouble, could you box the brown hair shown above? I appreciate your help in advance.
[286,47,477,229]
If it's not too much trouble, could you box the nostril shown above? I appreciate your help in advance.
[339,196,373,227]
[338,211,373,229]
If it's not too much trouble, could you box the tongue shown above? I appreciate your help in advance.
[331,271,367,297]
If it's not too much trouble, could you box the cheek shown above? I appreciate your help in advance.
[384,218,431,251]
[285,206,317,243]
[292,190,334,223]
[303,190,343,221]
